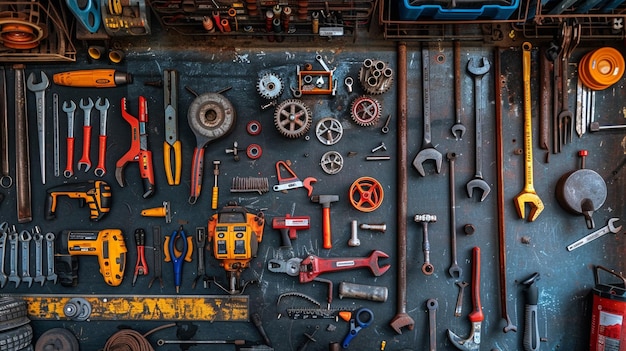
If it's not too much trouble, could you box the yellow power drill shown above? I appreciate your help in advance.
[62,229,127,286]
[45,180,112,221]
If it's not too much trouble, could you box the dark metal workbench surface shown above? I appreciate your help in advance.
[0,31,625,351]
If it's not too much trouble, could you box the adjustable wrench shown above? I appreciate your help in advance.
[427,299,438,351]
[19,229,33,288]
[45,232,57,284]
[7,227,19,287]
[78,97,94,172]
[466,57,492,202]
[0,222,8,288]
[94,97,110,177]
[412,44,442,176]
[514,42,545,222]
[567,218,622,251]
[63,100,76,178]
[26,71,49,185]
[33,228,45,286]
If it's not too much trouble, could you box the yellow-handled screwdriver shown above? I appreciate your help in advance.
[212,160,220,210]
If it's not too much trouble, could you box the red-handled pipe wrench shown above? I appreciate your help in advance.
[448,246,483,351]
[115,96,156,198]
[94,97,109,177]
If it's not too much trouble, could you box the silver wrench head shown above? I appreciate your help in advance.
[79,97,94,112]
[95,97,110,111]
[451,124,466,140]
[467,57,491,77]
[466,178,491,202]
[62,100,76,113]
[412,148,443,177]
[26,71,50,92]
[608,217,623,233]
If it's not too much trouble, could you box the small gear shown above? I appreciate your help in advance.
[358,59,394,95]
[351,96,382,127]
[274,99,312,138]
[257,73,284,100]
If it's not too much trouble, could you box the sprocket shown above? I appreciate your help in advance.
[351,96,382,127]
[274,99,312,138]
[358,59,394,95]
[257,72,284,100]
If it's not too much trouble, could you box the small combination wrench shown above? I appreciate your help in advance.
[78,97,94,172]
[63,100,76,178]
[33,228,45,286]
[19,229,32,288]
[26,71,49,185]
[8,227,19,288]
[567,218,622,251]
[94,97,110,177]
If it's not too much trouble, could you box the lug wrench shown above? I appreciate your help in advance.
[447,152,462,279]
[14,65,32,223]
[78,97,94,172]
[427,299,438,351]
[0,222,8,288]
[33,228,45,286]
[415,214,436,275]
[7,227,19,287]
[0,68,12,188]
[412,44,442,176]
[466,57,492,202]
[390,42,415,335]
[45,232,57,284]
[94,97,110,177]
[514,42,545,222]
[19,229,33,288]
[26,71,50,185]
[62,100,76,178]
[451,41,466,140]
[495,47,518,334]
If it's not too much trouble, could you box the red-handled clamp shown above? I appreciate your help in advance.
[115,96,156,198]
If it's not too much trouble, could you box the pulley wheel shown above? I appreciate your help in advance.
[349,177,384,212]
[35,328,80,351]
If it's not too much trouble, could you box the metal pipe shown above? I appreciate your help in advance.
[14,64,31,223]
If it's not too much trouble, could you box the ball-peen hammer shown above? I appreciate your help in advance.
[310,195,339,249]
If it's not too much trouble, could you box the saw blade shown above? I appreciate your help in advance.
[286,307,352,320]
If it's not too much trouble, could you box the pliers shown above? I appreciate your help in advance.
[115,96,156,199]
[163,69,181,186]
[164,226,193,293]
[132,228,148,287]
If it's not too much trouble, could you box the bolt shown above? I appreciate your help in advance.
[348,220,360,247]
[463,223,475,235]
[365,156,391,161]
[225,141,240,161]
[371,142,387,153]
[260,101,276,110]
[360,223,386,233]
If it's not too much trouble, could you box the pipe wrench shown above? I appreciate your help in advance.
[163,69,181,185]
[115,96,155,199]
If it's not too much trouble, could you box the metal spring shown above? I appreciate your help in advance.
[230,177,269,194]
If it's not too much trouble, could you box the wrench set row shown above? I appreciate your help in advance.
[0,222,57,288]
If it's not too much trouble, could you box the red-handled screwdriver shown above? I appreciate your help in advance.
[132,228,149,287]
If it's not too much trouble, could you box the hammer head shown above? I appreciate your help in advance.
[310,195,339,207]
[447,323,481,351]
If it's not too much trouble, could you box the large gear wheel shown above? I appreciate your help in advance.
[351,96,382,127]
[274,99,312,138]
[257,73,284,100]
[358,59,394,95]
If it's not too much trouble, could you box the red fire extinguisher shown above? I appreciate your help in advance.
[590,265,626,351]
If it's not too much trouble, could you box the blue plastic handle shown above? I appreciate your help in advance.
[65,0,101,33]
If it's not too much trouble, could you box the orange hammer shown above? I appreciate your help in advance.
[310,195,339,249]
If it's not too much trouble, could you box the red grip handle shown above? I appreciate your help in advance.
[80,125,92,163]
[65,137,75,175]
[469,246,484,323]
[139,150,155,198]
[322,207,332,249]
[189,147,205,204]
[95,135,107,175]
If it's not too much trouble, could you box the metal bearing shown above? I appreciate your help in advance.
[246,144,262,160]
[246,120,262,135]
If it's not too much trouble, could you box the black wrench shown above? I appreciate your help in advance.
[466,56,492,202]
[412,45,442,176]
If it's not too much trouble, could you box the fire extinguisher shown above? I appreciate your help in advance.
[590,265,626,351]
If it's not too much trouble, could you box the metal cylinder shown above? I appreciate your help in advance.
[14,64,31,223]
[339,282,388,302]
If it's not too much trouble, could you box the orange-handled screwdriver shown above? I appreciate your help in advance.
[53,69,132,88]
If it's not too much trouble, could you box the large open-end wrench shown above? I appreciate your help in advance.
[19,229,33,288]
[33,228,45,286]
[7,227,19,287]
[413,44,442,176]
[45,232,57,284]
[514,42,545,222]
[447,153,462,279]
[94,97,110,177]
[78,97,94,172]
[26,71,49,185]
[451,41,466,140]
[567,217,622,251]
[448,247,483,351]
[466,57,492,202]
[63,100,76,178]
[298,250,390,283]
[0,223,8,288]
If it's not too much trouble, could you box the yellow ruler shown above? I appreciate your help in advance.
[8,294,249,322]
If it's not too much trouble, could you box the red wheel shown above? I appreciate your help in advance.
[246,144,262,159]
[349,177,384,212]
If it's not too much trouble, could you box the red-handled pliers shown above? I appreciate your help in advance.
[132,228,148,287]
[115,96,156,198]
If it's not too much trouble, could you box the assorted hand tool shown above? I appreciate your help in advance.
[77,97,94,172]
[163,69,182,186]
[62,100,76,178]
[132,228,148,287]
[26,71,49,185]
[521,272,541,351]
[14,64,32,223]
[164,226,192,293]
[94,97,110,177]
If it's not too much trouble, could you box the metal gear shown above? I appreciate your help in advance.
[351,96,382,127]
[274,99,312,138]
[358,59,394,95]
[257,73,284,100]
